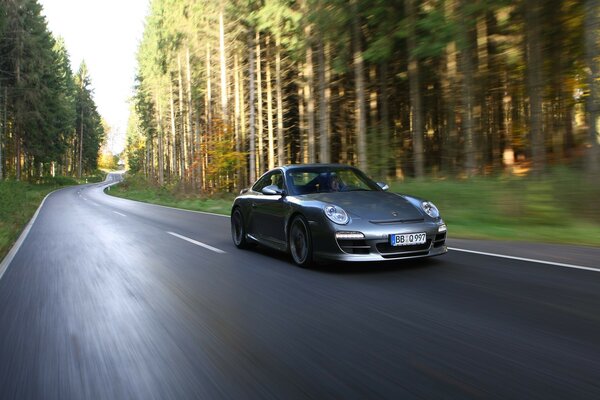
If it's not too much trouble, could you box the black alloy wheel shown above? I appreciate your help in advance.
[231,208,252,249]
[289,216,313,267]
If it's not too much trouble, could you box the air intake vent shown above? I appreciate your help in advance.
[337,239,370,255]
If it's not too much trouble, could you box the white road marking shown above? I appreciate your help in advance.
[450,247,600,273]
[167,231,226,254]
[113,211,126,217]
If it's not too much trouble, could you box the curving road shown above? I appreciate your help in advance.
[1,174,600,399]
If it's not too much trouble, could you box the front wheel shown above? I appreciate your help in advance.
[289,216,314,267]
[231,208,253,249]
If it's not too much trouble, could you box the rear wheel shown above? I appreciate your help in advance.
[231,208,252,249]
[289,216,313,267]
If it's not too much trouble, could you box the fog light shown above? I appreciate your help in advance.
[336,232,365,240]
[438,224,447,233]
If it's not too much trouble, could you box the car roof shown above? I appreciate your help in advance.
[280,163,357,172]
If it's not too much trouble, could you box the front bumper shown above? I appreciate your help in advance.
[310,219,447,262]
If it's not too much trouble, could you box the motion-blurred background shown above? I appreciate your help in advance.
[1,0,599,249]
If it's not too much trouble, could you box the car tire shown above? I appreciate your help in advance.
[231,208,253,249]
[289,216,314,267]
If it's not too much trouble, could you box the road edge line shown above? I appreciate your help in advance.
[0,188,61,281]
[449,247,600,273]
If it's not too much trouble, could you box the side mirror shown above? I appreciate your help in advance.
[377,182,390,191]
[240,188,249,195]
[262,184,284,196]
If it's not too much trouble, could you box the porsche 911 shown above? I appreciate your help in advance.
[231,164,447,267]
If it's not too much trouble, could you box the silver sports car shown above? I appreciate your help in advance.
[231,164,447,267]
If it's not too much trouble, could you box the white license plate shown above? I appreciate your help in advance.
[390,232,427,246]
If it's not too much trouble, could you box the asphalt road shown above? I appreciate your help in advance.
[1,174,600,399]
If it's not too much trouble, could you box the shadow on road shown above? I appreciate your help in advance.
[249,244,445,275]
[314,257,444,275]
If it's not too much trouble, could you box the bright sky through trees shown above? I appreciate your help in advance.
[39,0,148,154]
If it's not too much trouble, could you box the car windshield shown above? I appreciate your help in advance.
[286,167,381,195]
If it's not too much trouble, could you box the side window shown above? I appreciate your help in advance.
[252,171,284,192]
[252,173,273,192]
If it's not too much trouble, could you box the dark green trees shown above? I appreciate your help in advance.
[0,0,105,181]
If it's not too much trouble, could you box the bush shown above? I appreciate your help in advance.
[36,175,79,186]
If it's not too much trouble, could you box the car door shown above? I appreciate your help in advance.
[247,172,273,238]
[252,171,288,246]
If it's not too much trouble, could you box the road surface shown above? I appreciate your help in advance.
[1,174,599,399]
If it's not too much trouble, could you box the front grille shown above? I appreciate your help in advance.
[376,240,432,254]
[337,239,371,255]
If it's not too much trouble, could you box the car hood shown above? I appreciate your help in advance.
[301,191,424,222]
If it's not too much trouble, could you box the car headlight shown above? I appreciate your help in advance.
[324,204,349,225]
[421,201,440,218]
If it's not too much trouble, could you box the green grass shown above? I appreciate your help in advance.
[390,170,600,247]
[107,175,234,215]
[0,178,75,260]
[109,170,600,247]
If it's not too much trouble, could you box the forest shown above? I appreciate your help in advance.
[126,0,599,192]
[0,0,105,181]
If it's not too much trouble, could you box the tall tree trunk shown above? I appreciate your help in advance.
[298,77,306,163]
[526,0,545,176]
[369,65,378,174]
[443,42,458,175]
[248,31,257,183]
[379,61,391,178]
[338,84,349,164]
[234,52,241,165]
[155,92,164,186]
[318,39,331,163]
[0,86,5,180]
[266,35,275,169]
[205,42,212,190]
[477,15,489,171]
[169,81,178,179]
[304,25,316,163]
[275,34,285,166]
[256,32,264,174]
[79,105,83,178]
[406,0,424,178]
[458,0,476,176]
[585,0,600,174]
[15,21,22,181]
[239,51,247,184]
[186,47,199,191]
[219,12,228,121]
[178,54,186,181]
[352,0,367,171]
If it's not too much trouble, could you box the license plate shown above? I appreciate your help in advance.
[390,232,427,246]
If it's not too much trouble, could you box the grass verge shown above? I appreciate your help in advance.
[390,170,600,247]
[0,177,80,261]
[107,175,234,215]
[109,170,600,247]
